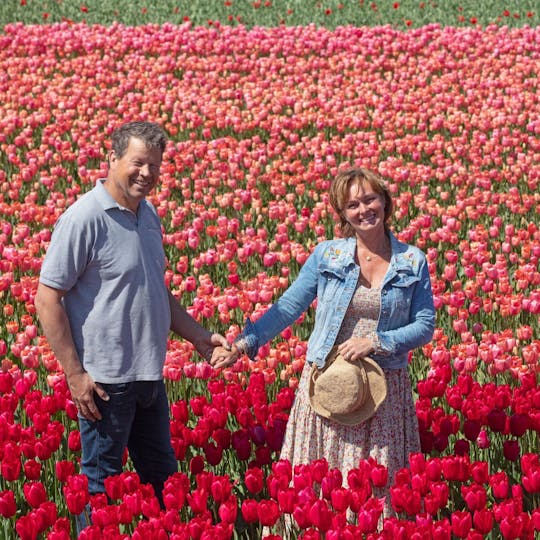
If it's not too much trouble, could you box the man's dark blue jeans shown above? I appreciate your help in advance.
[76,380,177,534]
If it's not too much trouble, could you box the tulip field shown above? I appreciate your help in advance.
[0,2,539,539]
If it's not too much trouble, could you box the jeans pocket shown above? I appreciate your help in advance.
[99,382,132,397]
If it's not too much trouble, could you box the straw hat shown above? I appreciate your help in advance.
[309,348,387,426]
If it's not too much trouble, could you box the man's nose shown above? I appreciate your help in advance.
[140,164,152,177]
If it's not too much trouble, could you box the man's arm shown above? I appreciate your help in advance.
[34,283,109,421]
[167,290,236,368]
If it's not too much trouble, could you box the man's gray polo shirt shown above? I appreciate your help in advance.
[39,180,171,383]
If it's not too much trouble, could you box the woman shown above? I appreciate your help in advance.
[222,167,435,517]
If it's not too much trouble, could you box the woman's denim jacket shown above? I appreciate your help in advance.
[236,233,435,369]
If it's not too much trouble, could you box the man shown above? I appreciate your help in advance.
[35,121,234,529]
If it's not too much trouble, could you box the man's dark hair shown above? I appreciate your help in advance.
[111,121,167,158]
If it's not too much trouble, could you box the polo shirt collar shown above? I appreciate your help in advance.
[94,179,143,216]
[94,179,122,211]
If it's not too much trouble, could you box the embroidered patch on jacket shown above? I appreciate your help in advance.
[323,247,348,263]
[400,252,418,267]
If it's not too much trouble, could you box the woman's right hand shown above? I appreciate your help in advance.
[337,336,375,362]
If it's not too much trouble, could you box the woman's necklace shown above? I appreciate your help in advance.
[357,238,391,263]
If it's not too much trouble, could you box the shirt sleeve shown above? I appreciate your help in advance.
[39,213,91,292]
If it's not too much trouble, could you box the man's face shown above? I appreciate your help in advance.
[107,137,162,212]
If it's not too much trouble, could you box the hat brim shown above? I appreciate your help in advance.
[309,354,387,426]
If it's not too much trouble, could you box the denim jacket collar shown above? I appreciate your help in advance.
[318,233,417,280]
[318,237,357,279]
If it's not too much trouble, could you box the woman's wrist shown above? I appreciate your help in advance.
[368,332,380,354]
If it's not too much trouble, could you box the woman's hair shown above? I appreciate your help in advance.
[111,121,167,158]
[329,167,393,237]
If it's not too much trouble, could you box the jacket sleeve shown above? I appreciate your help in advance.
[234,243,323,359]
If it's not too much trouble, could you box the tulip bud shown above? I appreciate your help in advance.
[476,430,490,449]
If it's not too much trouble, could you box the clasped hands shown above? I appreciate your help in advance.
[199,333,241,370]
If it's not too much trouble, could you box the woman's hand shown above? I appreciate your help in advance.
[337,336,375,362]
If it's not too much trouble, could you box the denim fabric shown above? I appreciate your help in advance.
[78,380,177,511]
[236,233,435,369]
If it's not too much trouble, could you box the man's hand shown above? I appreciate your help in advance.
[67,371,109,422]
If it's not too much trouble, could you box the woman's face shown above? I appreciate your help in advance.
[342,180,386,238]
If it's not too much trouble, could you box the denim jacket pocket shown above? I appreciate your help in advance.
[387,274,420,313]
[318,269,345,304]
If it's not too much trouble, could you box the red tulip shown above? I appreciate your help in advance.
[330,487,350,513]
[489,471,510,499]
[67,430,81,452]
[503,439,520,461]
[257,499,280,527]
[470,461,489,484]
[293,502,311,529]
[499,514,528,540]
[15,513,39,540]
[171,399,189,423]
[486,409,507,433]
[23,458,41,480]
[63,474,89,515]
[461,483,487,512]
[187,488,208,514]
[0,490,16,518]
[451,510,472,538]
[23,481,47,508]
[244,466,264,494]
[509,413,529,437]
[217,496,237,524]
[308,498,333,532]
[453,438,470,456]
[1,454,21,482]
[473,508,493,534]
[309,459,328,484]
[357,505,380,534]
[432,518,452,540]
[463,419,481,441]
[231,429,252,460]
[369,462,388,488]
[476,429,490,449]
[240,499,258,523]
[47,518,71,540]
[55,460,75,483]
[203,441,223,466]
[189,455,205,475]
[210,475,232,503]
[212,428,231,449]
[277,486,297,513]
[321,467,343,499]
[441,456,471,482]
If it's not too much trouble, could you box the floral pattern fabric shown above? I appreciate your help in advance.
[280,284,421,518]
